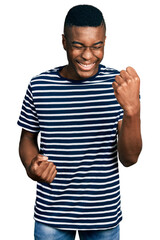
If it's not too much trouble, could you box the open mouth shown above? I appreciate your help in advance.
[77,62,95,71]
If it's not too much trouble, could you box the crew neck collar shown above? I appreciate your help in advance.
[57,64,101,83]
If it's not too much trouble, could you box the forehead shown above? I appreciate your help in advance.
[65,25,106,43]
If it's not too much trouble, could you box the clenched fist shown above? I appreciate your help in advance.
[112,67,140,116]
[27,154,57,184]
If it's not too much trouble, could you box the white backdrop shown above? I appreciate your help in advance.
[1,0,160,239]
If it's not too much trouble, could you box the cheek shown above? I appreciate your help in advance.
[96,49,104,59]
[67,50,79,61]
[89,49,104,60]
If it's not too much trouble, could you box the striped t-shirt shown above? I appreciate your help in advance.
[18,64,123,230]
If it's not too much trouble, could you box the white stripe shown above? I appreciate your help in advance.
[56,163,117,170]
[32,79,114,86]
[40,122,116,129]
[40,139,116,145]
[32,87,113,93]
[32,74,60,79]
[36,104,119,111]
[36,198,120,210]
[18,119,38,129]
[25,93,32,102]
[20,114,39,124]
[41,128,116,134]
[56,163,117,171]
[34,215,122,228]
[36,192,120,204]
[34,209,121,221]
[34,98,116,105]
[35,205,120,215]
[55,168,117,176]
[27,86,32,97]
[46,178,119,188]
[40,116,118,123]
[54,172,118,181]
[37,188,120,199]
[33,92,114,99]
[32,79,69,84]
[96,74,117,78]
[22,103,37,114]
[38,110,120,116]
[37,181,119,192]
[99,68,119,72]
[24,98,35,108]
[41,134,115,140]
[50,177,118,187]
[32,81,113,88]
[46,150,117,158]
[40,144,116,151]
[35,209,121,221]
[21,109,37,118]
[48,156,117,164]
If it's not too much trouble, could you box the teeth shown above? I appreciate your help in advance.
[80,63,94,67]
[78,62,95,69]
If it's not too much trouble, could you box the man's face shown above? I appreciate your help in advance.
[62,25,106,80]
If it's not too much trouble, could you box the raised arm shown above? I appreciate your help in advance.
[112,67,142,167]
[19,129,57,183]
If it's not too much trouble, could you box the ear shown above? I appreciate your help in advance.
[62,34,67,50]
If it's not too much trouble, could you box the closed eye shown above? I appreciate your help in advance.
[73,45,84,49]
[91,45,102,50]
[71,41,104,50]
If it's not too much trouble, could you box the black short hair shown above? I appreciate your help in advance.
[64,5,106,34]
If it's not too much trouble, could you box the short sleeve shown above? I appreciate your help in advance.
[17,83,40,132]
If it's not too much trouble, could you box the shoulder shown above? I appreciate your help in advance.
[95,65,120,84]
[29,66,61,86]
[99,64,120,75]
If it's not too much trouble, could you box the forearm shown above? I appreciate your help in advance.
[112,66,142,167]
[118,110,142,167]
[19,130,39,172]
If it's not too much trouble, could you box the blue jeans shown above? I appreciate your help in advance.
[34,221,120,240]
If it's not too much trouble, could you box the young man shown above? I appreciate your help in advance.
[18,5,142,240]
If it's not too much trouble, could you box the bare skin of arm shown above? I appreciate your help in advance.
[19,129,57,183]
[117,113,142,167]
[113,67,142,167]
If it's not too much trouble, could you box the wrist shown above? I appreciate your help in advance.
[25,161,36,181]
[123,101,140,118]
[26,165,32,178]
[26,168,37,181]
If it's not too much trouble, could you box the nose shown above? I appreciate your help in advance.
[81,47,93,60]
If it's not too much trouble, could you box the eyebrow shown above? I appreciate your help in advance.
[71,41,104,46]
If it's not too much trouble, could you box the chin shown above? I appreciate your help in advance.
[75,67,99,80]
